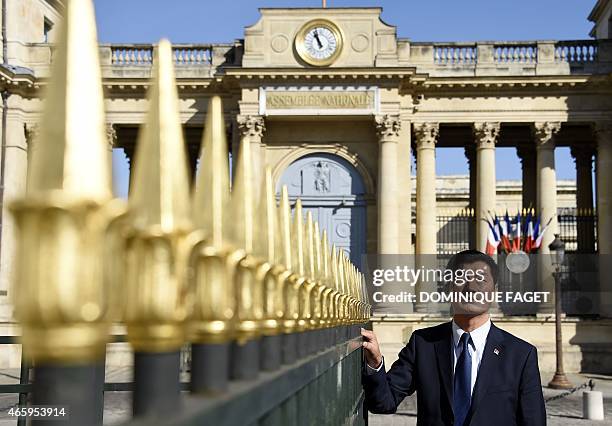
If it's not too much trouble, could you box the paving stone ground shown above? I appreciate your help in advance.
[0,369,608,425]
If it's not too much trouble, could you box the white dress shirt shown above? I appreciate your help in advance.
[452,318,491,396]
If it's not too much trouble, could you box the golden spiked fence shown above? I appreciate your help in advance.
[9,0,371,424]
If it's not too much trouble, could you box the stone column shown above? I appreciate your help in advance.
[570,144,595,253]
[534,121,561,315]
[375,115,401,255]
[595,122,612,317]
[397,117,412,255]
[465,144,477,248]
[1,96,29,320]
[414,123,439,313]
[517,143,537,210]
[414,123,439,255]
[237,114,265,195]
[24,123,39,189]
[473,122,500,252]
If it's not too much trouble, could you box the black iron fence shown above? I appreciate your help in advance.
[0,331,367,426]
[496,253,600,317]
[7,2,372,425]
[558,208,598,253]
[434,209,600,317]
[436,209,475,256]
[436,208,598,256]
[0,335,139,426]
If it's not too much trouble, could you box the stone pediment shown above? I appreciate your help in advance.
[242,8,398,68]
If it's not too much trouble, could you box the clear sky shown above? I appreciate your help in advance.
[96,0,596,197]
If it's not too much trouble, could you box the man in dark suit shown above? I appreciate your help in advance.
[361,250,546,426]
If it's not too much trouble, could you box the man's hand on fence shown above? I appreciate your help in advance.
[361,328,383,370]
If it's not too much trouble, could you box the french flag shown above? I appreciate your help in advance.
[512,211,522,252]
[485,218,501,256]
[499,212,512,253]
[534,217,553,250]
[523,211,534,253]
[532,214,541,249]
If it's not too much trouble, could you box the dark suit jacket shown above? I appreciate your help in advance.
[363,322,546,426]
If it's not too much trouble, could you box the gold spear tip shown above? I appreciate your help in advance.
[129,37,191,231]
[192,96,230,246]
[336,246,346,294]
[313,221,322,273]
[321,230,330,281]
[28,0,111,201]
[255,166,277,262]
[230,132,255,252]
[278,185,293,269]
[304,211,315,280]
[292,199,305,275]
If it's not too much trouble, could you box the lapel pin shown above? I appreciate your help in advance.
[493,348,500,356]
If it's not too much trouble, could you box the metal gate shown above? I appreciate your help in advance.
[8,1,371,424]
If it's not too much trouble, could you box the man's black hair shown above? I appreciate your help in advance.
[445,249,499,284]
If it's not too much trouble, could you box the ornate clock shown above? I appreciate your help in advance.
[295,19,344,67]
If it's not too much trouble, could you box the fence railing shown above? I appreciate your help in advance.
[433,209,599,317]
[9,2,371,425]
[436,209,475,255]
[558,208,598,253]
[0,333,366,426]
[435,208,598,255]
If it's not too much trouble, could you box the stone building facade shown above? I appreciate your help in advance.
[0,0,611,371]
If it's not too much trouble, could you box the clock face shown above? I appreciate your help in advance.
[295,20,343,66]
[304,27,338,61]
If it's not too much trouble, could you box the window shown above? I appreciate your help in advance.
[43,18,53,43]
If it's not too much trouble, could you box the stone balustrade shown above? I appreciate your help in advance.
[110,44,154,65]
[405,39,608,76]
[429,42,539,65]
[13,42,239,78]
[409,40,599,64]
[109,44,215,66]
[493,43,538,64]
[555,40,598,62]
[13,39,612,79]
[433,43,478,65]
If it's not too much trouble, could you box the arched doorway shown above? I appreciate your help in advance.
[277,153,367,268]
